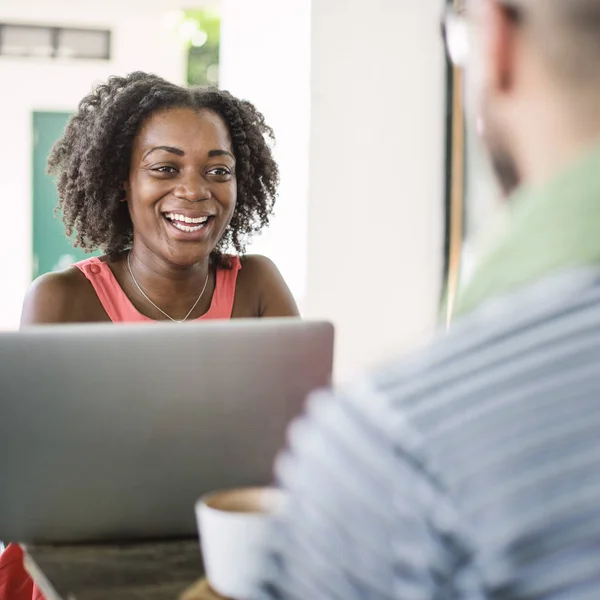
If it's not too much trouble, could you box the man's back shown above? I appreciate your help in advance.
[256,268,600,598]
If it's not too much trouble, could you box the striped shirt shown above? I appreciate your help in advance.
[255,268,600,599]
[254,145,600,599]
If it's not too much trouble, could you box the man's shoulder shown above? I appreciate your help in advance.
[369,267,600,415]
[322,266,600,503]
[309,266,600,456]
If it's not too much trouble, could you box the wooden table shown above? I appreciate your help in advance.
[22,539,206,600]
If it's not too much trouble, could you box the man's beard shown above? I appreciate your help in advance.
[480,107,522,198]
[489,144,521,197]
[469,76,522,198]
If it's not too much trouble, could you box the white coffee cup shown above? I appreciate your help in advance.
[196,487,284,599]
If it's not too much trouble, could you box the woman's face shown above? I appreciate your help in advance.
[126,107,237,266]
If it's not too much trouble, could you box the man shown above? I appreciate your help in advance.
[253,0,600,598]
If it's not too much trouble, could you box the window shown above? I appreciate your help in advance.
[165,9,220,87]
[0,23,111,60]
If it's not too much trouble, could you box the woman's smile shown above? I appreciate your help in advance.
[162,210,216,239]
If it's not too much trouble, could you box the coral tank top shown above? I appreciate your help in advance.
[74,256,241,322]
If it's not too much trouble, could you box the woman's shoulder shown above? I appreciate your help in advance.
[239,253,277,272]
[20,262,103,327]
[234,254,299,318]
[236,254,284,289]
[27,266,90,301]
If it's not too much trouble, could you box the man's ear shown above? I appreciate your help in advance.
[485,0,520,93]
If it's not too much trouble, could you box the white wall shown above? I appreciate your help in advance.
[219,0,445,380]
[0,0,189,329]
[304,0,446,380]
[219,0,311,308]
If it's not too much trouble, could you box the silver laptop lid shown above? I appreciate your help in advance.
[0,319,334,543]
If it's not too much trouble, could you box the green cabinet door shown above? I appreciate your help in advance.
[32,111,98,280]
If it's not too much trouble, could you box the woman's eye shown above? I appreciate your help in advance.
[208,167,232,177]
[152,166,177,174]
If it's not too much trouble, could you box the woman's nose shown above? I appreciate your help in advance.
[174,172,210,202]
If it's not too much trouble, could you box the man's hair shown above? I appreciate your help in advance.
[48,71,279,267]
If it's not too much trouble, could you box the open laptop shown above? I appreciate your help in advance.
[0,319,334,544]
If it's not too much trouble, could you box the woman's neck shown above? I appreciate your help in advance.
[125,243,213,320]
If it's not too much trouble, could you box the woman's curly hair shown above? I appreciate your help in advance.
[48,71,279,267]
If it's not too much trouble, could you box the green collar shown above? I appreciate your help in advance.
[454,144,600,317]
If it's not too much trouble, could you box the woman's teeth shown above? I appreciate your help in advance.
[165,213,210,232]
[165,213,209,224]
[172,222,206,232]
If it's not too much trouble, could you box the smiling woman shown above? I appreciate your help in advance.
[20,72,299,326]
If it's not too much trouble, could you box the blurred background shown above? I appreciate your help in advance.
[0,0,499,380]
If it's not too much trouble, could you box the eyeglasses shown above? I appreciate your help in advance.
[441,2,523,69]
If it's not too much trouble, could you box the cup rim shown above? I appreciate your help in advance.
[195,486,283,515]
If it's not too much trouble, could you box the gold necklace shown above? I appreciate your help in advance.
[127,252,209,323]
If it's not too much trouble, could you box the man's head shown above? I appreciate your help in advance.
[445,0,600,196]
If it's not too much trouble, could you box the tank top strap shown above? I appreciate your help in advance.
[200,256,242,320]
[74,256,142,322]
